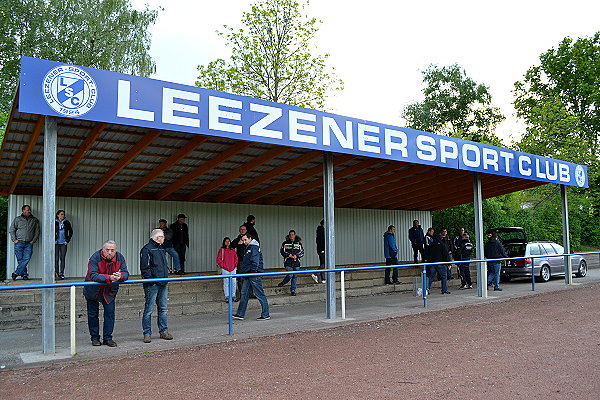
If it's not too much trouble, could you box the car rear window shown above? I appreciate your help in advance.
[506,243,526,257]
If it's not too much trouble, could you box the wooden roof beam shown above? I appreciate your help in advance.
[57,123,105,189]
[123,135,209,199]
[8,115,45,195]
[156,141,254,200]
[88,129,162,197]
[186,146,289,201]
[215,151,322,202]
[261,155,358,205]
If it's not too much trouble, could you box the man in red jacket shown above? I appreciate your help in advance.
[83,240,129,347]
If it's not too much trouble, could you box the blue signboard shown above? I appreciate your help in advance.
[19,56,588,188]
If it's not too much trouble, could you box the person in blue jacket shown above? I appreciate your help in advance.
[384,225,400,284]
[233,232,270,321]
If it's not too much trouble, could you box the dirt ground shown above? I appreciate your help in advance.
[2,282,600,400]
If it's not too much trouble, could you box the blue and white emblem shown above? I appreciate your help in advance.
[575,165,586,187]
[42,65,97,117]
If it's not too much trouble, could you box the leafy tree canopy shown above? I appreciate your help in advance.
[195,0,343,110]
[402,63,505,145]
[513,32,600,165]
[0,0,159,118]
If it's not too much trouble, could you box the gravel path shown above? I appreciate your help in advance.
[1,282,599,399]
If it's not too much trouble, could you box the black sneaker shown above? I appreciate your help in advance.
[91,339,101,346]
[11,273,17,281]
[290,292,296,296]
[233,314,244,320]
[277,282,285,287]
[22,276,29,280]
[494,287,503,291]
[256,316,270,321]
[102,339,117,347]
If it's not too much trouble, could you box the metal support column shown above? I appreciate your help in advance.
[323,152,336,319]
[42,116,57,354]
[561,185,572,285]
[473,173,487,298]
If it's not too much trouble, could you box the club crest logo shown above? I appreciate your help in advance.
[575,165,586,187]
[42,65,97,117]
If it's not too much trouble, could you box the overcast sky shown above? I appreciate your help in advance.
[131,0,599,144]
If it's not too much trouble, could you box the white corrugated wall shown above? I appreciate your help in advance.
[6,194,431,278]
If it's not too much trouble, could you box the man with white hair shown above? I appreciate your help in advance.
[140,228,173,343]
[83,240,129,347]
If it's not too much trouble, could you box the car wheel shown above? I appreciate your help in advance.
[576,260,587,278]
[539,265,551,282]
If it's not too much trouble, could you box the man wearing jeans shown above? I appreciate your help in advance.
[277,230,305,296]
[9,205,40,280]
[158,219,181,274]
[485,230,507,291]
[384,225,400,284]
[140,229,173,343]
[83,240,129,347]
[233,232,270,321]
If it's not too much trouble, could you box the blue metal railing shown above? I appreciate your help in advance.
[2,250,599,338]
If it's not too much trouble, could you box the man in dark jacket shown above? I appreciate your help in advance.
[313,219,326,283]
[384,225,400,284]
[408,220,425,264]
[233,232,270,320]
[277,230,305,295]
[243,215,260,244]
[426,237,451,294]
[170,213,189,274]
[232,224,252,296]
[457,232,474,289]
[140,229,173,343]
[485,230,507,291]
[158,218,181,274]
[83,240,129,347]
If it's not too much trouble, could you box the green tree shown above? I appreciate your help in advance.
[513,32,600,247]
[513,32,600,165]
[195,0,343,110]
[0,0,159,118]
[402,63,505,145]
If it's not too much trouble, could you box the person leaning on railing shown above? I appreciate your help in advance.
[83,240,129,347]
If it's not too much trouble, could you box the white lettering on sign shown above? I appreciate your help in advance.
[462,144,480,167]
[163,88,200,128]
[439,139,458,164]
[416,135,436,161]
[482,148,499,172]
[518,155,532,176]
[249,103,282,139]
[384,128,408,157]
[323,117,353,149]
[357,124,380,153]
[208,96,241,133]
[117,80,154,121]
[559,163,570,182]
[289,110,317,144]
[499,151,514,173]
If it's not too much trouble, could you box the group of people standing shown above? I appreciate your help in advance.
[403,220,508,293]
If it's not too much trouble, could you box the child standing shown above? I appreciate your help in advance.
[216,237,238,302]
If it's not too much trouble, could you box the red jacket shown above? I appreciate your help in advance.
[216,247,238,272]
[83,250,129,303]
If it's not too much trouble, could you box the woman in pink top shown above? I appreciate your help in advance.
[216,237,239,302]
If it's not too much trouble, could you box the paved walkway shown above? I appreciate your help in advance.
[1,268,599,369]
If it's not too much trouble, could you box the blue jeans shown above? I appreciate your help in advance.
[164,247,181,271]
[142,284,169,336]
[14,242,33,277]
[428,265,449,293]
[280,265,300,293]
[236,276,269,318]
[86,297,116,341]
[487,262,502,289]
